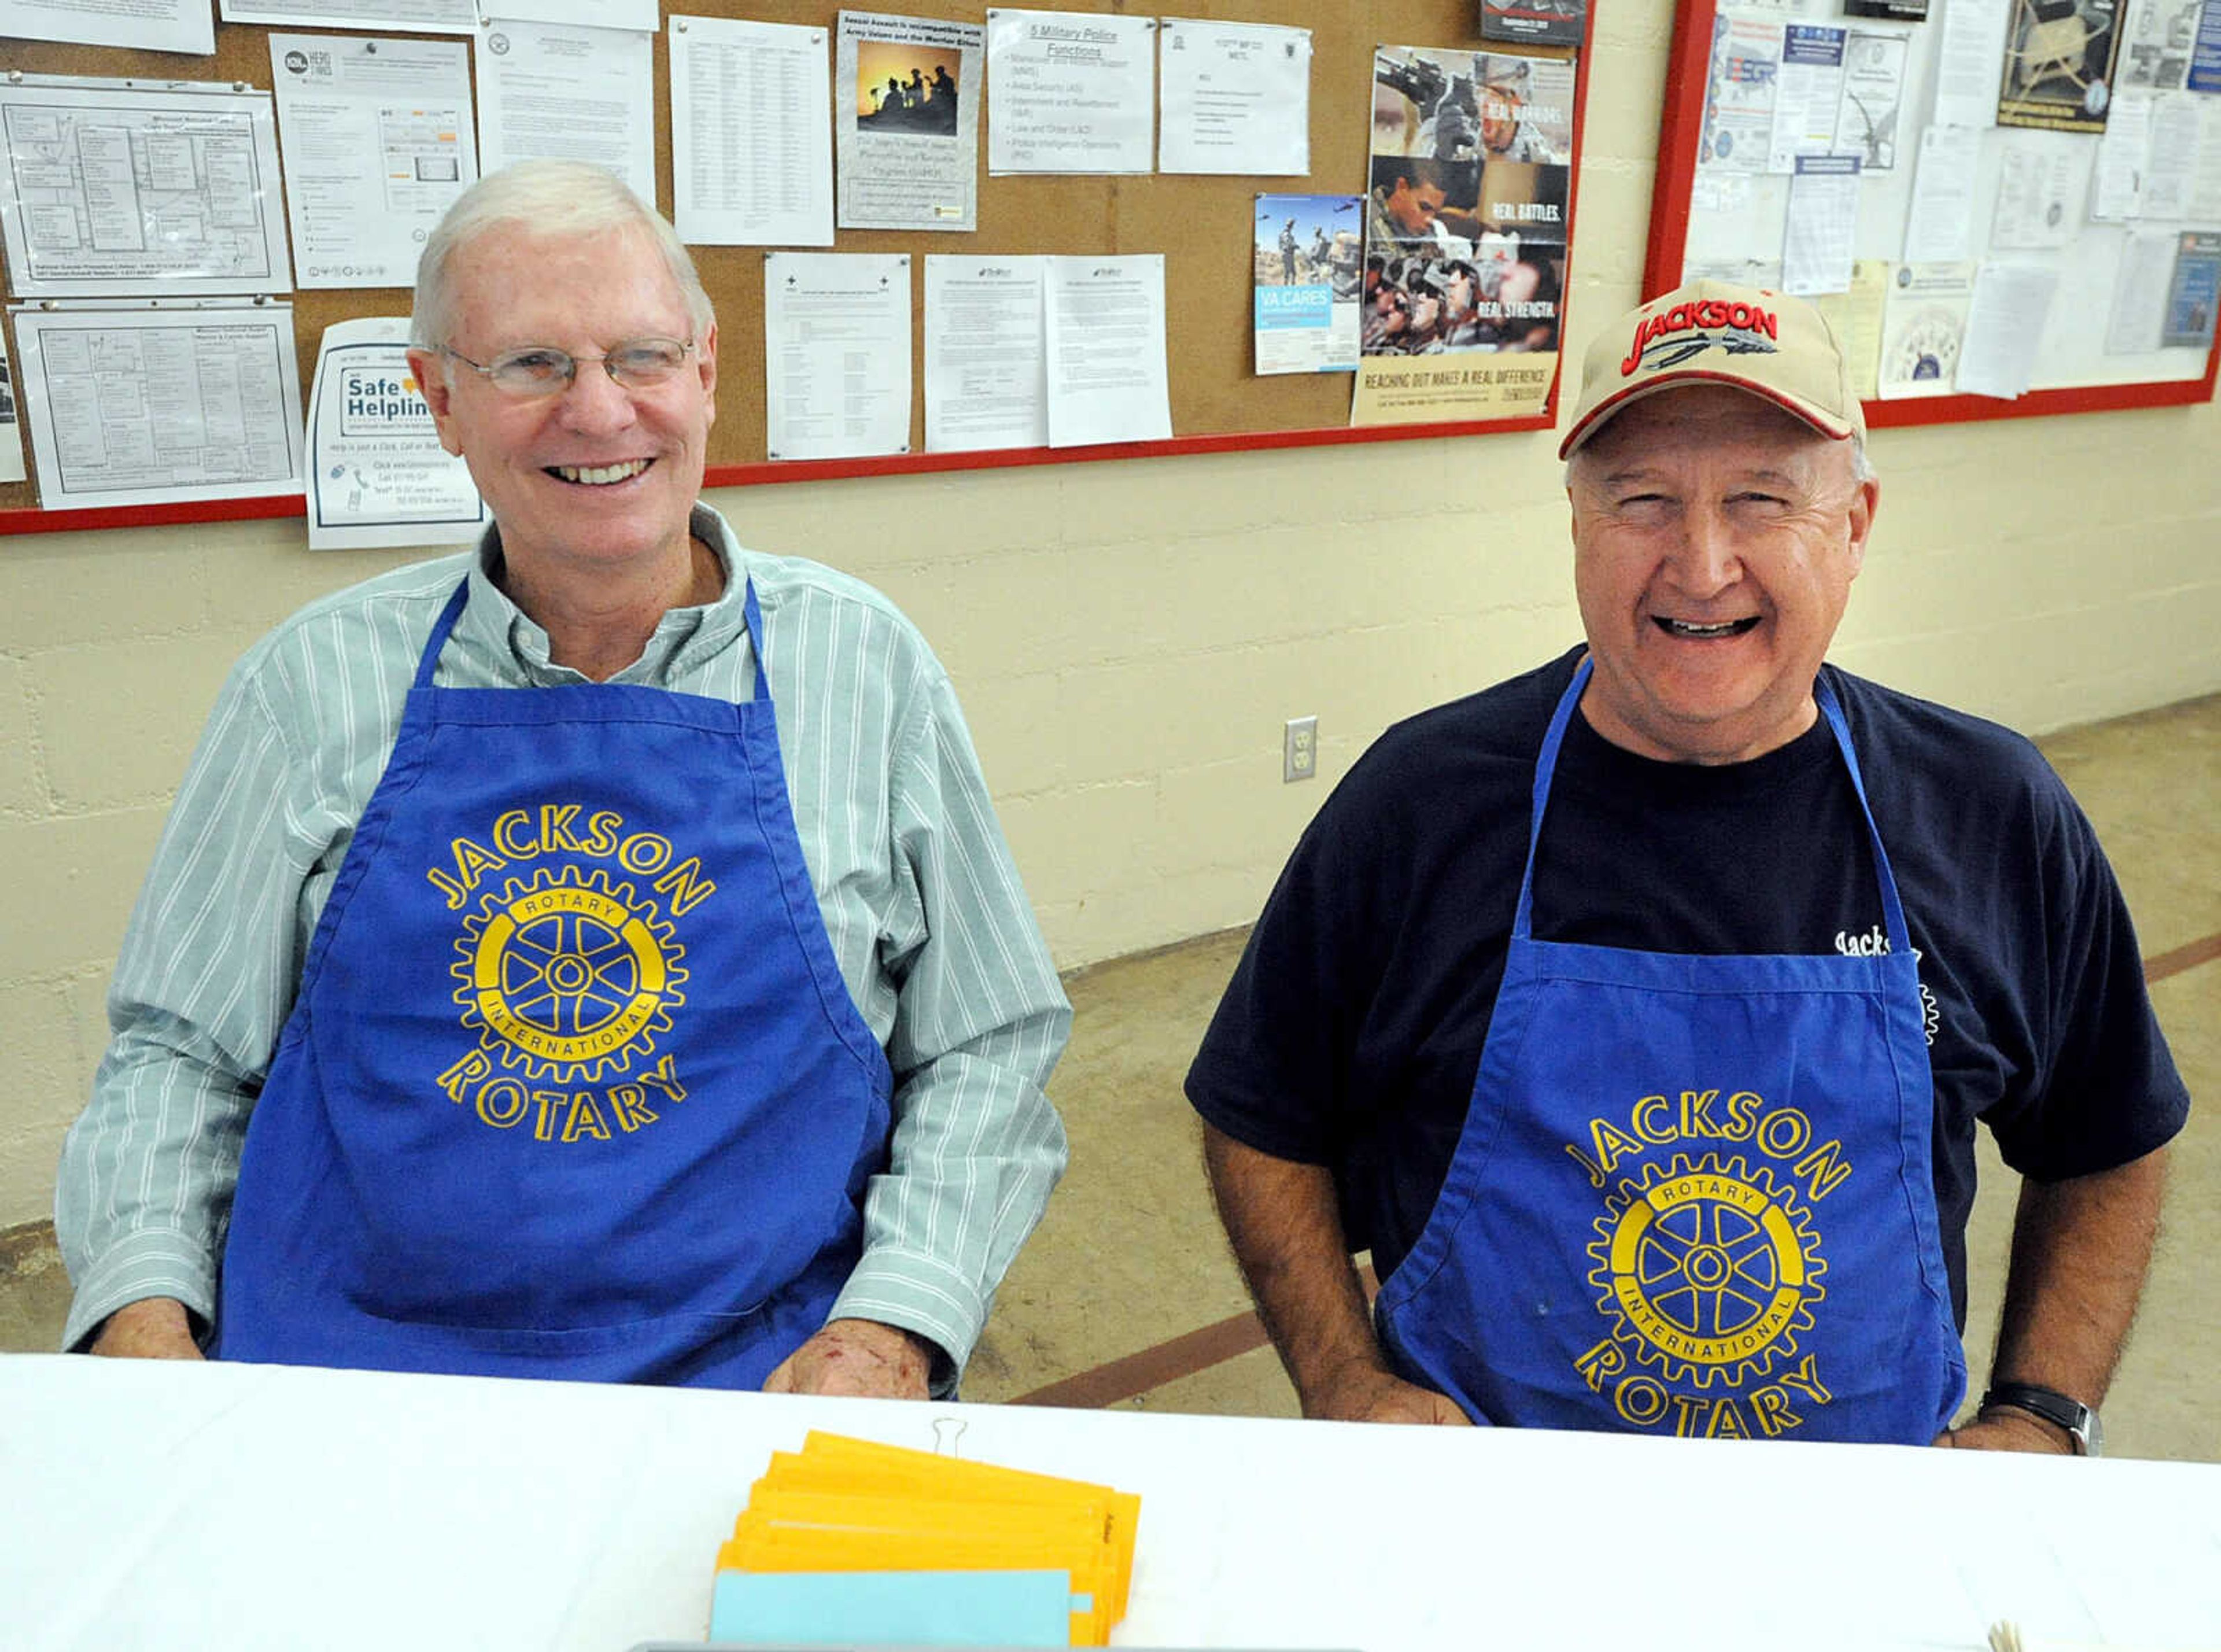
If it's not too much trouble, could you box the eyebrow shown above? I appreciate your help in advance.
[1591,464,1806,489]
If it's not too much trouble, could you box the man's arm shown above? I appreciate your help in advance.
[57,651,313,1355]
[788,641,1070,1399]
[87,1297,204,1360]
[1202,1123,1467,1425]
[1941,1146,2168,1452]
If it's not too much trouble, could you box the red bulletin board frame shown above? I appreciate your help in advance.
[0,410,1558,537]
[0,30,1595,540]
[1644,0,2221,432]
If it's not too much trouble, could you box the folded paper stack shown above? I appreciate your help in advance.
[708,1430,1141,1648]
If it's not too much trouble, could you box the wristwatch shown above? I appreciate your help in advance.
[1979,1382,2104,1456]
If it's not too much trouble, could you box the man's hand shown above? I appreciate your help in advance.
[761,1318,935,1400]
[1930,1150,2168,1454]
[1934,1411,2074,1454]
[1201,1124,1468,1425]
[88,1297,204,1360]
[1309,1360,1474,1426]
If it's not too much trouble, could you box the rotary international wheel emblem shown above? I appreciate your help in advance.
[451,866,687,1083]
[1586,1153,1824,1390]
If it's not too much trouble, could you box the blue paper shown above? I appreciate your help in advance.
[709,1568,1076,1647]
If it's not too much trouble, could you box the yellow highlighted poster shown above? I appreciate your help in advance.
[1352,350,1559,422]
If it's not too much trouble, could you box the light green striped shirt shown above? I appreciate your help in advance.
[56,505,1071,1388]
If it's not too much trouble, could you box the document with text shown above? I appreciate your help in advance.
[475,19,656,207]
[307,316,486,550]
[270,34,477,288]
[223,0,473,33]
[763,252,912,460]
[12,304,305,507]
[671,15,835,246]
[1158,18,1311,175]
[836,10,983,231]
[924,255,1048,452]
[987,9,1156,174]
[12,0,213,54]
[0,79,292,298]
[1045,255,1172,445]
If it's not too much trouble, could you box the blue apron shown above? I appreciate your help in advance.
[214,577,892,1386]
[1377,660,1964,1443]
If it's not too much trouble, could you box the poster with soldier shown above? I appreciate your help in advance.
[836,10,983,230]
[1252,194,1364,374]
[1358,42,1573,424]
[1372,45,1574,165]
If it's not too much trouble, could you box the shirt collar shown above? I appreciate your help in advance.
[453,503,752,685]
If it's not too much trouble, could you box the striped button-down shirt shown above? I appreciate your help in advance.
[56,506,1071,1385]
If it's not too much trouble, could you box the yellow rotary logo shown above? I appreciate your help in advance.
[451,865,687,1084]
[1585,1152,1825,1391]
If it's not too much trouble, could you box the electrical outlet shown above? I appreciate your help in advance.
[1283,716,1318,783]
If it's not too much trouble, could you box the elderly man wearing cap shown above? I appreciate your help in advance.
[1187,281,2185,1452]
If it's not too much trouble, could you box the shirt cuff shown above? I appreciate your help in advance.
[829,1248,988,1399]
[60,1232,217,1354]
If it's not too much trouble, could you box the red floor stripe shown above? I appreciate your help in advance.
[2148,931,2221,984]
[1014,928,2221,1411]
[1009,1266,1378,1410]
[1007,1308,1270,1410]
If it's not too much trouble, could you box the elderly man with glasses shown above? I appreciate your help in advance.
[56,161,1071,1400]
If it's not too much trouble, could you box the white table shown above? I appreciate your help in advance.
[3,1354,2216,1652]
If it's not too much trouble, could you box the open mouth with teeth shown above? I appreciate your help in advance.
[1655,616,1761,639]
[548,459,652,486]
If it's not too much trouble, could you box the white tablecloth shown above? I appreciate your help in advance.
[3,1354,2216,1652]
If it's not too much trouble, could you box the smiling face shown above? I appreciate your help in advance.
[1567,386,1878,765]
[407,221,716,592]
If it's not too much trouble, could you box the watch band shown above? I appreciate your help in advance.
[1979,1382,2102,1456]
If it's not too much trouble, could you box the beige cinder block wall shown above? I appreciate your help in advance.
[3,0,2219,1231]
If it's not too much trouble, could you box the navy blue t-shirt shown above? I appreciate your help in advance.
[1186,647,2188,1325]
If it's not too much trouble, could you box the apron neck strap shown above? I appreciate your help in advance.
[1514,659,1914,954]
[741,576,771,704]
[408,574,771,703]
[412,579,472,692]
[1813,670,1915,954]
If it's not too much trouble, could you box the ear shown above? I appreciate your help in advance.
[696,320,718,431]
[1844,475,1880,578]
[405,348,465,458]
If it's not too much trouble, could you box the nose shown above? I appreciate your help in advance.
[1664,504,1743,597]
[554,357,639,434]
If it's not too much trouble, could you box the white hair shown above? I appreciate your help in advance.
[409,160,714,354]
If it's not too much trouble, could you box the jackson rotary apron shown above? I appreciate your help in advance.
[214,577,892,1386]
[1375,659,1965,1443]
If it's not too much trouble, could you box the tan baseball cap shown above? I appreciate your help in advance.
[1558,279,1864,459]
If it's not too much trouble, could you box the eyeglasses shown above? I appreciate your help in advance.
[442,337,697,396]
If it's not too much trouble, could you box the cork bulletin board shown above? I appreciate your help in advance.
[0,0,1595,534]
[1641,0,2221,431]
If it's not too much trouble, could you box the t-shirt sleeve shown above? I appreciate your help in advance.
[1984,772,2190,1180]
[1185,765,1393,1166]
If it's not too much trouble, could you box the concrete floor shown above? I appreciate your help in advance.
[5,694,2216,1459]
